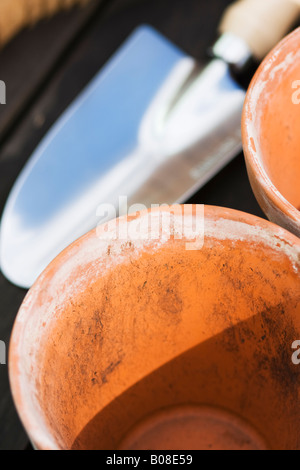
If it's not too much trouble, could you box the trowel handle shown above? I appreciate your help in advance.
[220,0,300,60]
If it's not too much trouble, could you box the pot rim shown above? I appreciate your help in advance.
[9,204,300,450]
[242,27,300,232]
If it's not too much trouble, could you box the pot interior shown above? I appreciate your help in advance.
[11,210,300,450]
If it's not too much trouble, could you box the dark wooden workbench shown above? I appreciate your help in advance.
[0,0,266,450]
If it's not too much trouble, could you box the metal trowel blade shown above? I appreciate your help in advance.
[0,25,245,288]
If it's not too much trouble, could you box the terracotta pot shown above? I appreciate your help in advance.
[242,28,300,238]
[9,205,300,450]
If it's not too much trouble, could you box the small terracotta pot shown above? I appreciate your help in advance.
[9,206,300,450]
[242,28,300,238]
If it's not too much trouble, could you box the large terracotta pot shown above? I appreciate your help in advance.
[9,206,300,450]
[242,28,300,238]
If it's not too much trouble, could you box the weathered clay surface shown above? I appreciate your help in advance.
[118,406,268,450]
[242,28,300,237]
[9,206,300,450]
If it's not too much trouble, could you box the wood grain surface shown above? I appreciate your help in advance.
[0,0,266,450]
[0,0,92,49]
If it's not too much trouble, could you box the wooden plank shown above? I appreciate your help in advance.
[0,0,102,141]
[0,0,264,449]
[0,1,92,49]
[0,0,106,451]
[0,282,27,450]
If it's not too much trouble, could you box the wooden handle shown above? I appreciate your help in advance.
[0,0,90,48]
[220,0,300,60]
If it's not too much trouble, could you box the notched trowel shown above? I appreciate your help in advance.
[1,0,300,288]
